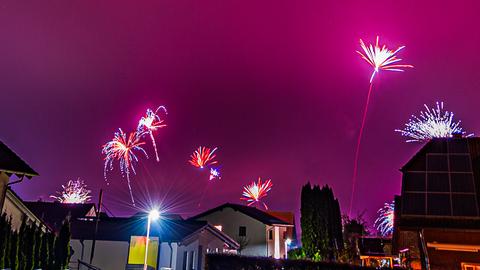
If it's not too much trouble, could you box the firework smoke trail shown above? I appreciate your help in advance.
[51,179,92,204]
[375,201,395,237]
[102,128,148,205]
[395,102,473,142]
[137,106,167,162]
[189,146,218,169]
[241,178,273,210]
[349,36,413,216]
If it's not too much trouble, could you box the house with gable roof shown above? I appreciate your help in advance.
[189,203,294,258]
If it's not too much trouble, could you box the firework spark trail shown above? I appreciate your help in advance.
[395,102,473,142]
[375,201,395,237]
[349,82,373,216]
[51,179,92,204]
[137,106,167,162]
[102,128,148,205]
[189,146,218,169]
[350,36,412,216]
[241,178,272,210]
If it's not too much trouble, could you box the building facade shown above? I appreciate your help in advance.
[69,215,238,270]
[190,203,293,258]
[394,137,480,270]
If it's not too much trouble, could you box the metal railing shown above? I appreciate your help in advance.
[78,260,101,270]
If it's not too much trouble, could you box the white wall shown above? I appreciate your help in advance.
[2,189,47,232]
[195,207,267,257]
[70,239,129,270]
[266,225,289,258]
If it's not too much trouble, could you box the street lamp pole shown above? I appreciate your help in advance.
[144,209,160,270]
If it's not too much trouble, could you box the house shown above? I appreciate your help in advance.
[1,187,49,232]
[393,137,480,270]
[358,236,394,268]
[0,140,39,210]
[68,213,239,270]
[189,203,294,258]
[23,200,97,231]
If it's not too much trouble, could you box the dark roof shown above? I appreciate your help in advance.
[189,203,292,226]
[24,201,96,232]
[401,137,480,171]
[72,216,208,242]
[0,141,38,178]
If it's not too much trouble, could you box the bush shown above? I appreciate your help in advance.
[205,253,377,270]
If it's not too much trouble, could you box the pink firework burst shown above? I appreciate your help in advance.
[102,128,148,205]
[137,106,167,162]
[50,179,92,204]
[189,146,218,169]
[241,178,273,210]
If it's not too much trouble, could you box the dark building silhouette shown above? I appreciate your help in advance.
[394,137,480,270]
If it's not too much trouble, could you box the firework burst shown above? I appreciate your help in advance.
[395,102,473,142]
[375,201,395,237]
[189,146,218,169]
[209,168,221,181]
[357,36,413,83]
[241,178,272,210]
[102,128,148,205]
[350,36,413,216]
[51,179,92,204]
[137,106,167,162]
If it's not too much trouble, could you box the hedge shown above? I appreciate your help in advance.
[205,253,378,270]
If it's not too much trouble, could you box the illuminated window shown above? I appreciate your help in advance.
[462,263,480,270]
[127,236,159,269]
[214,225,222,231]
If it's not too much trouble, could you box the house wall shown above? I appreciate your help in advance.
[266,225,289,258]
[194,207,267,256]
[0,172,9,211]
[70,239,129,270]
[1,189,47,231]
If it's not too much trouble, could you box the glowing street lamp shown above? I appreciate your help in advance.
[285,238,292,259]
[144,209,160,270]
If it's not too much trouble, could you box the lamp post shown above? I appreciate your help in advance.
[285,238,292,259]
[144,209,160,270]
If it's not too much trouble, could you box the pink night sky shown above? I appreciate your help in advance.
[1,1,480,227]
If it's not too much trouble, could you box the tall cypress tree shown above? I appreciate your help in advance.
[5,218,12,269]
[24,223,35,270]
[300,183,343,261]
[9,231,19,270]
[39,231,50,270]
[33,227,42,269]
[0,213,7,269]
[18,217,27,270]
[47,232,56,270]
[55,219,71,269]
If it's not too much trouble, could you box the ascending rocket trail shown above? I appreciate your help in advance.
[349,36,413,216]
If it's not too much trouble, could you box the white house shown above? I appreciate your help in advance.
[69,213,239,270]
[190,203,294,258]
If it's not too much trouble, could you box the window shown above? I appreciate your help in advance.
[451,173,475,192]
[404,173,426,191]
[427,173,449,192]
[403,193,425,215]
[449,155,472,171]
[427,194,451,216]
[239,226,246,236]
[427,155,448,171]
[283,231,287,239]
[268,229,273,240]
[128,236,159,269]
[461,262,480,270]
[452,195,478,216]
